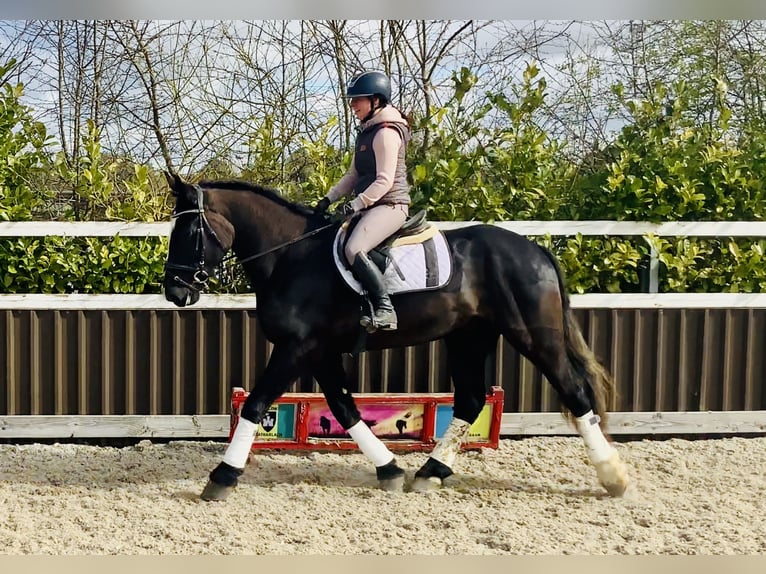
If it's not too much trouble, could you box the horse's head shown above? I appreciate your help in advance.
[163,172,235,307]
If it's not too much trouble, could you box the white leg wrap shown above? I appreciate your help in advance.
[347,420,395,467]
[430,418,471,469]
[223,417,258,469]
[576,410,614,463]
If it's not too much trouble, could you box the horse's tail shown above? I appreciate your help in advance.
[537,244,616,429]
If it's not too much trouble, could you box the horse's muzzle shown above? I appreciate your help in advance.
[164,281,200,307]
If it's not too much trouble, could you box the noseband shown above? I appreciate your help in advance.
[165,185,224,292]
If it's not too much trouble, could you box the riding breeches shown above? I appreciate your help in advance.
[344,203,409,265]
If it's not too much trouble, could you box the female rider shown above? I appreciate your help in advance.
[314,70,411,332]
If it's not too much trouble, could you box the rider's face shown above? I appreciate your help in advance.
[349,96,373,121]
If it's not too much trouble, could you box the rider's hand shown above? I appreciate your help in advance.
[313,197,331,215]
[331,202,356,222]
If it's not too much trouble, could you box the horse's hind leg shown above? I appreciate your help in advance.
[560,313,629,496]
[412,324,498,492]
[313,353,405,491]
[505,314,628,497]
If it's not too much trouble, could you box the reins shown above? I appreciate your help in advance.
[221,220,335,267]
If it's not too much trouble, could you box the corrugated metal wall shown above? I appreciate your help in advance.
[2,308,764,416]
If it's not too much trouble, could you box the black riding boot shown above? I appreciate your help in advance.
[351,252,398,332]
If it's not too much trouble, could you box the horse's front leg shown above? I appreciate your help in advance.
[201,342,311,502]
[313,353,405,492]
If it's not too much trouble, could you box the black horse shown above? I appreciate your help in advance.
[163,173,629,501]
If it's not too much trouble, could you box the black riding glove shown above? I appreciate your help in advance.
[314,197,331,215]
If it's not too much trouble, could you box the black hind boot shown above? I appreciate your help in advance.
[351,252,397,332]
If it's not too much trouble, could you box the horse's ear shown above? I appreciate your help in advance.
[164,171,185,196]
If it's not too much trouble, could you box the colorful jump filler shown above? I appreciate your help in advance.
[229,387,504,452]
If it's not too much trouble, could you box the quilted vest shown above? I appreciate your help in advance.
[352,119,411,206]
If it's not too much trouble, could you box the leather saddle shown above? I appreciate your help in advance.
[342,210,433,272]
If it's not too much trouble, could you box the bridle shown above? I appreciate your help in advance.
[165,185,225,292]
[165,184,335,293]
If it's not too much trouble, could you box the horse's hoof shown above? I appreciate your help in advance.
[595,451,629,497]
[412,457,452,492]
[376,459,405,492]
[200,480,235,502]
[378,475,405,492]
[411,476,442,492]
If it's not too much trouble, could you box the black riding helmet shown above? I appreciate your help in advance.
[346,71,391,104]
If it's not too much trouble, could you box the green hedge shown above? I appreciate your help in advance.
[0,236,167,294]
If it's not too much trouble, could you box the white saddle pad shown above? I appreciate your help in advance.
[333,225,453,295]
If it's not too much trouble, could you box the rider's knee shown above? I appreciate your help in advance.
[345,245,363,265]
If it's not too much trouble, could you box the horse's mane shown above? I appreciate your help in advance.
[199,179,313,218]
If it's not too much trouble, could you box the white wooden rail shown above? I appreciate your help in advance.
[1,292,766,309]
[1,220,765,306]
[2,219,765,295]
[2,219,764,295]
[1,220,764,237]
